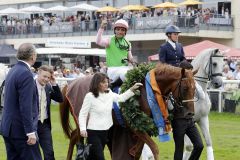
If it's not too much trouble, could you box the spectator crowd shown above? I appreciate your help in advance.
[0,6,231,35]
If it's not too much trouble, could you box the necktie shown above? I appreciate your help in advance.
[40,87,46,123]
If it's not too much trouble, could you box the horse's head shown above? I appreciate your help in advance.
[155,63,196,110]
[192,48,224,88]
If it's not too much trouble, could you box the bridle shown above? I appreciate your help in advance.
[194,53,223,84]
[168,73,195,108]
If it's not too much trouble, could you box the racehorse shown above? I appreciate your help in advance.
[59,63,197,160]
[183,48,224,160]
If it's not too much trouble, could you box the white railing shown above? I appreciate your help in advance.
[55,77,75,90]
[207,80,240,113]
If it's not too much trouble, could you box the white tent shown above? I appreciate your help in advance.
[70,3,99,11]
[46,5,69,12]
[36,48,106,57]
[0,7,26,14]
[20,6,46,13]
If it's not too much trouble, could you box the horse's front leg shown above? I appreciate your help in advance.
[198,116,214,160]
[134,132,159,160]
[66,129,79,160]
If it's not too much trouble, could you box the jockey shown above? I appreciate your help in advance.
[96,19,133,84]
[159,25,186,67]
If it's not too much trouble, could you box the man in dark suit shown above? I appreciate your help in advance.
[35,65,63,160]
[0,43,42,160]
[159,25,186,66]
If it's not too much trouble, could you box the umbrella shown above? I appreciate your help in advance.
[179,0,203,6]
[46,5,69,12]
[20,6,46,13]
[120,5,149,11]
[97,6,119,12]
[70,3,99,11]
[0,7,26,14]
[153,2,178,8]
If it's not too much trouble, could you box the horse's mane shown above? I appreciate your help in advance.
[155,63,181,80]
[191,48,222,70]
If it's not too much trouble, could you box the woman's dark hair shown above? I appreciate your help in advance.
[89,73,109,98]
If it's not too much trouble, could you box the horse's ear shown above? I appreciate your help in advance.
[192,68,199,75]
[214,48,219,54]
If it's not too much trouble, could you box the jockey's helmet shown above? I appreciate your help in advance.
[113,19,129,31]
[165,25,181,35]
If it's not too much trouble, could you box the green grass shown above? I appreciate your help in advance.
[1,105,240,160]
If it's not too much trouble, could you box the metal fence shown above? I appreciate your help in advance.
[208,80,240,113]
[0,15,233,39]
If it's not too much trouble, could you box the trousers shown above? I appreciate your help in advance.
[171,118,204,160]
[87,129,109,160]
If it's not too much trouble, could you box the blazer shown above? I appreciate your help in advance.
[1,61,38,138]
[159,42,186,66]
[41,83,63,128]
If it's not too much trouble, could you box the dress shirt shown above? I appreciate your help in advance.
[36,80,48,121]
[167,39,176,50]
[79,89,134,131]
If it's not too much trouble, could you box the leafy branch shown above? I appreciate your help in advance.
[120,63,158,136]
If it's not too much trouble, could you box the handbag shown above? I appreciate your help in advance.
[75,140,92,160]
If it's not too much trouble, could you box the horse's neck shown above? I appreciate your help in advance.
[197,81,208,92]
[195,70,208,92]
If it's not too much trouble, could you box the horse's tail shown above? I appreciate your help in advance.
[59,85,73,139]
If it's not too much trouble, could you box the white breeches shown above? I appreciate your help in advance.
[107,66,133,83]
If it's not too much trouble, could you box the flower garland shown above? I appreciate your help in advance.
[120,63,158,136]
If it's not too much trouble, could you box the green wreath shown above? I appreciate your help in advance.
[120,63,158,136]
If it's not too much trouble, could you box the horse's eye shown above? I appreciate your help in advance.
[213,62,217,67]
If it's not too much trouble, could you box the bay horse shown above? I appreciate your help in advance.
[59,63,197,160]
[183,48,224,160]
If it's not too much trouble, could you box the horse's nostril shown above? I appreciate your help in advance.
[213,82,222,88]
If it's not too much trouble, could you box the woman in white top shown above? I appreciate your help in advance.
[78,72,142,160]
